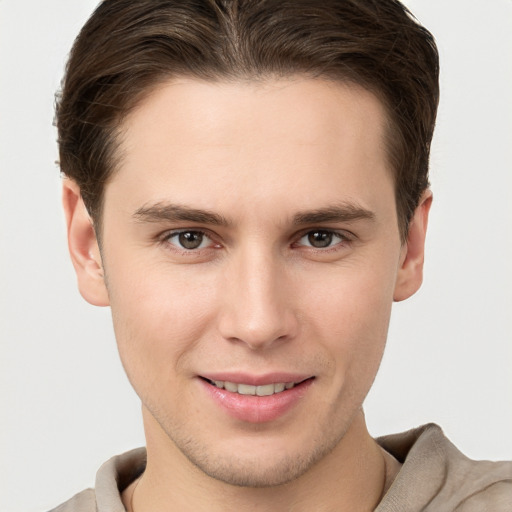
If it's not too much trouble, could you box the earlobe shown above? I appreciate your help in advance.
[393,190,433,302]
[62,179,110,307]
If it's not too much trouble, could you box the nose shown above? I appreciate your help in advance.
[217,247,298,350]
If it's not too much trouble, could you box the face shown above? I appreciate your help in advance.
[67,78,427,487]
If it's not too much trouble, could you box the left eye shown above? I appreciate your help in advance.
[165,230,212,250]
[297,230,346,249]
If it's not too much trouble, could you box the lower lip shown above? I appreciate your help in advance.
[200,378,314,423]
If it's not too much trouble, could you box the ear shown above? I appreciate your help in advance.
[62,179,110,306]
[393,190,433,302]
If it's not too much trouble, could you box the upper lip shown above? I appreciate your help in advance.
[199,372,313,386]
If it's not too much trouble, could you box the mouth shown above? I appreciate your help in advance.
[199,375,315,423]
[200,377,313,396]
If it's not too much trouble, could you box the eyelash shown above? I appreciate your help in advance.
[159,228,353,253]
[294,229,352,251]
[160,229,218,252]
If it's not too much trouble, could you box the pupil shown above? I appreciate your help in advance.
[179,231,203,249]
[308,231,332,248]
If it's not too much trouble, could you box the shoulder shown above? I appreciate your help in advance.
[377,424,512,511]
[48,488,97,512]
[446,456,512,511]
[47,447,146,512]
[424,424,512,511]
[454,481,512,511]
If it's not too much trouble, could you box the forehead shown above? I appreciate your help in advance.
[108,77,394,222]
[120,77,388,155]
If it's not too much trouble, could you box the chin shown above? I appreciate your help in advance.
[173,428,343,488]
[188,451,322,488]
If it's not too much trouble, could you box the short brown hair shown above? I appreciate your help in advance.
[56,0,439,241]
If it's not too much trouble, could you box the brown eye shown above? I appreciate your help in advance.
[166,230,210,250]
[297,230,347,249]
[307,231,333,248]
[179,231,204,249]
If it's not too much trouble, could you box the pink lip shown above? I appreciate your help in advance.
[201,372,311,386]
[198,374,314,424]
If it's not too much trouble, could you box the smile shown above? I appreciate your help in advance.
[200,376,315,423]
[206,379,297,396]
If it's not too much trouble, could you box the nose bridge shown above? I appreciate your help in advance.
[218,242,296,349]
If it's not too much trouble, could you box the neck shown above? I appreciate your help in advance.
[124,409,391,512]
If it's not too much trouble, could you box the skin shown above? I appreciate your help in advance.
[63,78,431,511]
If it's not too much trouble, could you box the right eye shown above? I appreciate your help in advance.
[163,230,214,250]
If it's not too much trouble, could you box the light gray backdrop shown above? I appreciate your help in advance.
[1,1,511,510]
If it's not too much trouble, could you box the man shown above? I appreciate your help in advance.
[51,0,511,510]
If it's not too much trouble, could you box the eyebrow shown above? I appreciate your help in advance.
[133,203,230,226]
[292,203,376,225]
[133,201,375,227]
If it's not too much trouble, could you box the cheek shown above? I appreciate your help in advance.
[307,256,396,327]
[304,260,396,377]
[106,261,219,388]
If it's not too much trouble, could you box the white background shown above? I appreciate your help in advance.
[1,1,511,510]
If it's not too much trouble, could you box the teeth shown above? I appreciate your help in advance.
[210,380,296,395]
[274,382,285,393]
[224,381,238,392]
[238,384,256,395]
[256,384,275,396]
